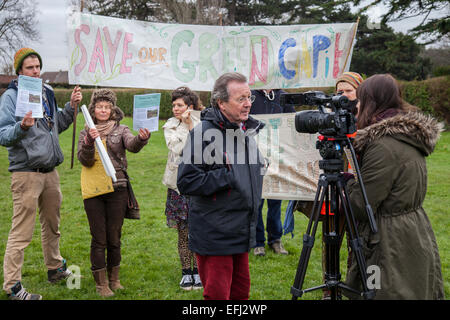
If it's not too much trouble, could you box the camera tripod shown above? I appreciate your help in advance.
[291,136,378,300]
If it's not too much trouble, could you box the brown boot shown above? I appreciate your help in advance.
[92,268,114,297]
[108,265,124,290]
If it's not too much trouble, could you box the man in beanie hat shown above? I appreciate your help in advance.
[14,48,43,75]
[335,71,364,115]
[0,48,82,300]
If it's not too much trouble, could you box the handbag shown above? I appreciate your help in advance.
[122,169,140,220]
[108,142,141,220]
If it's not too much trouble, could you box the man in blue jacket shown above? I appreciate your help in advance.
[250,89,295,257]
[0,48,82,300]
[177,72,265,300]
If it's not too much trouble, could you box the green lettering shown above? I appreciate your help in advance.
[198,33,219,83]
[171,30,197,83]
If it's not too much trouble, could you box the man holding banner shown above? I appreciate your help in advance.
[0,48,82,300]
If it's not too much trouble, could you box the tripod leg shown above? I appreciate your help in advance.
[323,183,342,300]
[338,182,376,300]
[291,179,327,300]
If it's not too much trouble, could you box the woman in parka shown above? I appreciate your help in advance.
[345,74,444,300]
[78,89,150,297]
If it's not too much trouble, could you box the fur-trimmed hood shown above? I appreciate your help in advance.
[353,112,444,156]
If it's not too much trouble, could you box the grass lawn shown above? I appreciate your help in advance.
[0,116,448,300]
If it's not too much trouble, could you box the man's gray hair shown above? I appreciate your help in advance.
[210,72,247,108]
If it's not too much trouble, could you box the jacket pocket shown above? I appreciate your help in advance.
[22,132,58,168]
[192,191,247,235]
[360,224,381,267]
[110,132,122,144]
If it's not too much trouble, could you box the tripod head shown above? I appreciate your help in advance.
[315,133,378,233]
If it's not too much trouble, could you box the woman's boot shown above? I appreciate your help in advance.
[92,268,114,297]
[108,265,124,290]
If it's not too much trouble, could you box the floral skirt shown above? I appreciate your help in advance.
[165,188,189,229]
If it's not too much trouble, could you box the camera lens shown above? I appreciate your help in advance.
[295,111,319,133]
[295,111,335,134]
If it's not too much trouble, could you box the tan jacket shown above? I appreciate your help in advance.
[78,123,148,189]
[162,115,200,193]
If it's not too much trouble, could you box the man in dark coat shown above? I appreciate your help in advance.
[177,72,265,300]
[250,89,294,256]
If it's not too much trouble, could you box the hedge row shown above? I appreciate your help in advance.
[8,76,448,126]
[400,76,450,126]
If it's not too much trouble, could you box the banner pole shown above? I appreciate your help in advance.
[342,17,360,72]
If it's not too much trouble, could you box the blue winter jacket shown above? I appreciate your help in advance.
[0,80,74,171]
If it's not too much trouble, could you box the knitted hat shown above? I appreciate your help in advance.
[14,48,43,75]
[88,88,124,122]
[89,88,117,107]
[336,72,363,90]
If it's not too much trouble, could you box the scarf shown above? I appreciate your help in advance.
[86,120,116,139]
[372,108,401,125]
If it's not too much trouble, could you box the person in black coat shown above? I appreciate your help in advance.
[177,72,265,300]
[249,89,295,256]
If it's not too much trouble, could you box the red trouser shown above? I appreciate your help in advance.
[196,253,250,300]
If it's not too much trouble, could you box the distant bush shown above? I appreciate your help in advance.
[400,76,450,127]
[432,65,450,77]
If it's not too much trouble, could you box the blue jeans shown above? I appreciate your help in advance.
[255,199,282,247]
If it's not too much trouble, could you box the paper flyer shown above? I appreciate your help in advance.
[15,75,43,118]
[133,93,160,132]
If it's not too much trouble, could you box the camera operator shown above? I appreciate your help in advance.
[335,71,363,116]
[344,74,444,299]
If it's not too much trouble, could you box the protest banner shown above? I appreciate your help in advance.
[67,12,358,91]
[253,113,321,200]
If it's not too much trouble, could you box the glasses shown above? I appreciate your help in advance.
[95,105,112,111]
[235,95,255,104]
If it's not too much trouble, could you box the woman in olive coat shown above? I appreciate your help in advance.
[345,74,444,300]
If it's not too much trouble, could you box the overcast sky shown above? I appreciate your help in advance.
[31,0,447,73]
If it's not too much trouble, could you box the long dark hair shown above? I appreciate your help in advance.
[356,74,408,129]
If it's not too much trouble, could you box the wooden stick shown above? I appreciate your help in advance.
[70,85,79,169]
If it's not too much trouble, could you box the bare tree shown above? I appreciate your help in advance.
[0,0,40,70]
[1,63,14,75]
[87,0,232,25]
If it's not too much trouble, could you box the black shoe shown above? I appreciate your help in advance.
[48,259,72,283]
[7,282,42,300]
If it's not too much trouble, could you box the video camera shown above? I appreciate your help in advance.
[280,91,356,137]
[285,92,378,301]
